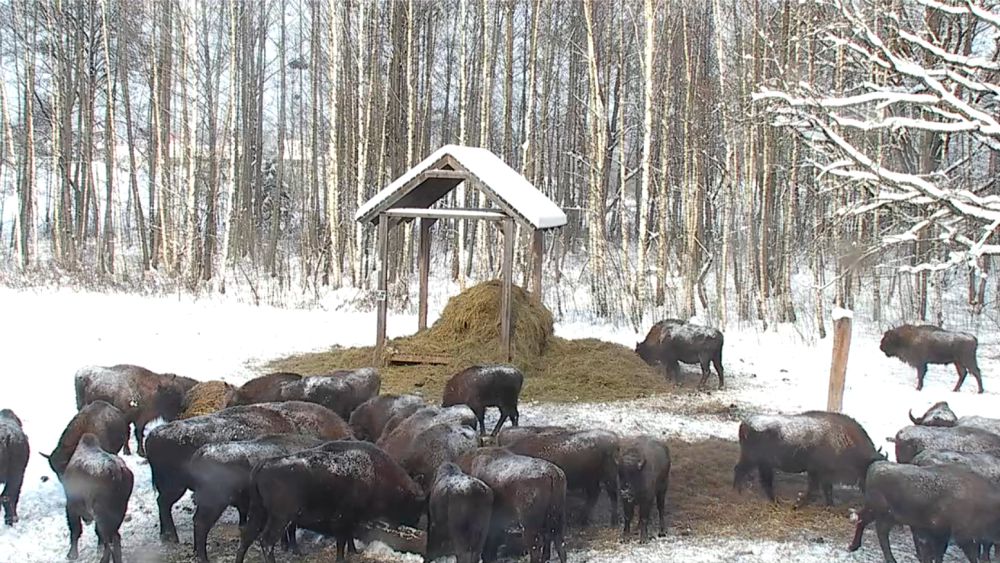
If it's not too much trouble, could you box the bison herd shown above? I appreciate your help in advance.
[0,319,990,563]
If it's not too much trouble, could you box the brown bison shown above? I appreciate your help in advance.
[377,405,478,461]
[618,435,671,542]
[848,460,1000,563]
[0,409,29,526]
[456,447,568,563]
[278,367,381,420]
[226,372,303,406]
[426,462,494,563]
[442,364,524,437]
[893,424,1000,464]
[42,400,129,477]
[62,433,134,563]
[733,411,884,507]
[145,400,353,543]
[880,324,984,393]
[235,440,426,563]
[380,420,480,493]
[348,393,426,442]
[908,401,1000,436]
[635,319,725,389]
[74,364,198,457]
[498,425,620,526]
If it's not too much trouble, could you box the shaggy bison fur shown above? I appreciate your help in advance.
[908,401,1000,437]
[145,400,353,544]
[880,324,984,393]
[235,440,426,563]
[42,400,129,477]
[635,319,725,389]
[225,372,303,407]
[0,409,29,526]
[74,364,196,457]
[426,462,494,563]
[277,367,381,420]
[61,433,134,563]
[733,411,884,507]
[348,393,426,442]
[894,424,1000,464]
[381,421,480,494]
[617,435,671,542]
[442,364,524,437]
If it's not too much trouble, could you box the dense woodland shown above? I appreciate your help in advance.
[0,0,998,333]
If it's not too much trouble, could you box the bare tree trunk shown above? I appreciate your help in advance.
[219,0,239,292]
[353,0,370,286]
[327,0,341,286]
[99,0,116,274]
[584,0,609,316]
[268,0,288,275]
[453,0,468,289]
[182,4,199,281]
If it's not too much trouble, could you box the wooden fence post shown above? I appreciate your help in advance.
[827,308,853,412]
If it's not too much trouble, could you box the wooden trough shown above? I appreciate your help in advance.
[387,353,451,366]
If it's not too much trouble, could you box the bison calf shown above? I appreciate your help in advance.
[733,411,884,508]
[442,364,524,437]
[62,433,134,563]
[426,462,494,563]
[618,435,671,542]
[43,400,129,477]
[636,319,725,389]
[880,324,984,393]
[0,409,29,526]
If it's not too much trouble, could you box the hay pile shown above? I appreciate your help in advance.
[268,280,671,403]
[179,380,237,419]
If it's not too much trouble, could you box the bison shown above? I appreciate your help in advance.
[426,462,494,563]
[42,400,129,477]
[381,420,480,493]
[226,372,303,407]
[617,435,671,542]
[276,367,381,420]
[74,364,197,457]
[733,411,884,507]
[235,440,426,563]
[893,424,1000,464]
[635,319,725,389]
[908,401,1000,436]
[145,400,353,543]
[348,393,426,442]
[848,460,1000,563]
[442,364,524,437]
[456,447,568,563]
[61,433,134,563]
[880,324,984,393]
[498,425,620,526]
[0,408,29,526]
[188,433,329,563]
[377,405,478,453]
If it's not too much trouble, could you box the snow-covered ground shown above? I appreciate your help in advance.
[0,282,992,562]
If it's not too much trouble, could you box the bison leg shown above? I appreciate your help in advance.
[121,438,132,456]
[981,542,993,563]
[66,508,83,560]
[193,501,228,563]
[424,518,440,563]
[757,465,776,502]
[794,473,821,509]
[656,482,668,537]
[697,358,713,389]
[110,531,124,563]
[581,482,599,526]
[665,360,681,386]
[712,352,725,389]
[621,499,635,540]
[234,511,265,563]
[732,460,753,493]
[256,515,287,563]
[916,364,929,392]
[281,523,302,555]
[847,508,874,552]
[603,473,620,526]
[474,408,487,436]
[134,422,148,458]
[489,411,510,438]
[1,471,24,525]
[155,482,186,543]
[957,540,980,563]
[963,362,985,394]
[875,517,899,563]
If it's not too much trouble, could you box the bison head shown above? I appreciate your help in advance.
[635,342,657,366]
[879,329,901,358]
[153,382,187,421]
[617,456,646,502]
[0,408,23,428]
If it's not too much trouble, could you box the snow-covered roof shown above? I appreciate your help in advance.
[354,144,568,230]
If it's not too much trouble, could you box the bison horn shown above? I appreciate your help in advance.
[39,452,51,460]
[908,409,921,425]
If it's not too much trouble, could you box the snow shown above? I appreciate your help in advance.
[833,307,854,320]
[0,280,997,562]
[354,144,568,230]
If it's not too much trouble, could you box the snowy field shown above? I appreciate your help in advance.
[0,282,995,562]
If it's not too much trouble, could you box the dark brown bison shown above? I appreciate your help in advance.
[276,367,381,420]
[893,425,1000,464]
[442,364,524,437]
[618,435,671,542]
[880,324,984,393]
[848,460,1000,563]
[348,393,426,442]
[456,447,567,563]
[377,405,478,453]
[74,364,196,457]
[235,440,426,563]
[0,409,29,526]
[497,425,620,526]
[42,400,129,477]
[908,401,1000,436]
[733,411,885,507]
[145,400,353,543]
[381,420,480,493]
[426,462,494,563]
[635,319,725,389]
[188,434,328,563]
[62,433,134,563]
[225,372,303,406]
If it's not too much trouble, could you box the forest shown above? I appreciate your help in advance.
[0,0,998,333]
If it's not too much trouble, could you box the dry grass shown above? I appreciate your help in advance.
[267,280,673,404]
[179,380,236,419]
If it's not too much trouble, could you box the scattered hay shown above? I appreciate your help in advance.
[179,380,236,419]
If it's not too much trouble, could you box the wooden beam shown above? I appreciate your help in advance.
[421,169,468,180]
[826,309,853,412]
[417,217,436,331]
[500,218,515,362]
[383,208,508,221]
[374,214,389,365]
[388,353,451,366]
[531,229,543,297]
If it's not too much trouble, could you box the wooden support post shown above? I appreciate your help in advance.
[417,218,435,331]
[531,229,543,297]
[374,215,389,365]
[826,308,853,412]
[500,218,515,362]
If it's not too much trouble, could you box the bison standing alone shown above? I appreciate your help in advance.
[635,319,725,389]
[733,411,884,507]
[880,324,984,393]
[442,364,524,437]
[0,408,29,526]
[617,435,671,542]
